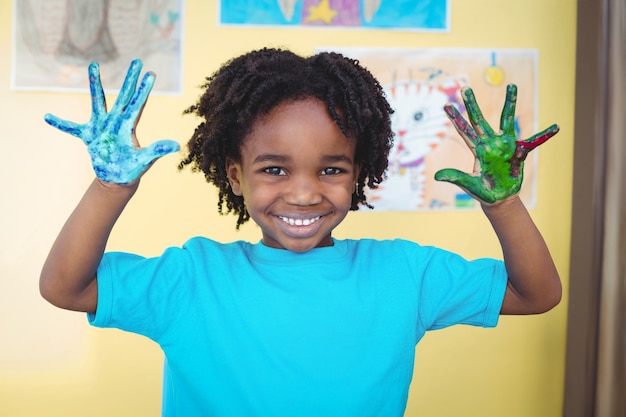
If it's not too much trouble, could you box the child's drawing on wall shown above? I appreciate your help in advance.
[375,74,468,210]
[12,0,183,93]
[321,47,539,211]
[220,0,449,31]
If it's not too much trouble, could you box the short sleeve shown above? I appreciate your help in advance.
[87,248,191,341]
[411,246,508,331]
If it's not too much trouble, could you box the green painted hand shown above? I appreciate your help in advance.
[434,84,559,204]
[44,59,179,184]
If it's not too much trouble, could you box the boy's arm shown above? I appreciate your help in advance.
[435,84,561,314]
[40,180,137,313]
[481,196,561,314]
[39,60,179,313]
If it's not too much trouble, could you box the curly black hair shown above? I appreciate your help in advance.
[178,48,394,228]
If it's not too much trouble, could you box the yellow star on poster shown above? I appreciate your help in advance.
[304,0,338,24]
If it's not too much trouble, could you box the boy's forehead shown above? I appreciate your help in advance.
[239,100,357,162]
[241,127,356,152]
[254,99,351,135]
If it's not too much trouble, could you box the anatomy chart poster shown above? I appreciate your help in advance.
[321,47,539,211]
[219,0,449,31]
[12,0,184,94]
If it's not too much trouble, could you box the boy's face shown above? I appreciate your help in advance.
[226,98,360,252]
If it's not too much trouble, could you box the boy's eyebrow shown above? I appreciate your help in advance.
[253,154,290,164]
[252,154,354,164]
[321,154,354,164]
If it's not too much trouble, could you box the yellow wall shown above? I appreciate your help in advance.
[0,0,576,416]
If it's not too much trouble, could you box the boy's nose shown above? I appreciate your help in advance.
[283,175,323,206]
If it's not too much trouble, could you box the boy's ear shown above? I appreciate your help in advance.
[225,158,243,196]
[353,162,362,188]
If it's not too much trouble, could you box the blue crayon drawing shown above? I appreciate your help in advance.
[219,0,449,31]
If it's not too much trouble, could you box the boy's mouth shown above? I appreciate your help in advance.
[278,216,321,226]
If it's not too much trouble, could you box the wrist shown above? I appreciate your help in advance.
[93,177,139,199]
[480,195,525,219]
[480,194,520,208]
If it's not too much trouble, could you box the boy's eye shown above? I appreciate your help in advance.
[321,167,343,175]
[264,167,286,176]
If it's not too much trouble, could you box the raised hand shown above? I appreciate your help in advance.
[44,59,180,184]
[434,84,559,204]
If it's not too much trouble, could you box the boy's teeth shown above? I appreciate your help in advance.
[280,216,320,226]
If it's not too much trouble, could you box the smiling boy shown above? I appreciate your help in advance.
[40,49,560,416]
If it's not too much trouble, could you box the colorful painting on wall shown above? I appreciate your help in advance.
[319,47,540,211]
[12,0,184,94]
[219,0,449,31]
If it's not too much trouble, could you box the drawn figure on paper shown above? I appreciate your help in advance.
[14,0,181,91]
[368,75,468,210]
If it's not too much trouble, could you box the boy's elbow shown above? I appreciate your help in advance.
[533,273,563,314]
[39,271,97,313]
[502,271,562,315]
[537,284,562,313]
[39,273,65,309]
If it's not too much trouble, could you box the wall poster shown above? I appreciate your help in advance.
[219,0,449,32]
[12,0,184,94]
[319,47,540,211]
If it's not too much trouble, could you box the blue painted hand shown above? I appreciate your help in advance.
[44,59,180,184]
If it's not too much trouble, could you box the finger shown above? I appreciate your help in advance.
[518,123,560,151]
[434,168,466,183]
[114,140,180,184]
[138,140,180,163]
[124,71,155,126]
[118,71,156,148]
[461,87,495,137]
[435,168,496,203]
[500,84,517,136]
[111,59,144,114]
[444,104,479,150]
[44,113,84,139]
[88,62,107,116]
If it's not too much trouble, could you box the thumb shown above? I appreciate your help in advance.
[435,168,497,204]
[133,139,180,175]
[141,140,181,161]
[434,168,471,185]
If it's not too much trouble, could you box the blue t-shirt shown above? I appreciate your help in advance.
[89,238,507,416]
